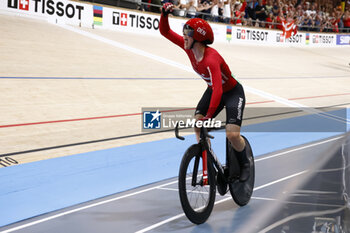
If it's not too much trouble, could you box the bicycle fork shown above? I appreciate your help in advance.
[192,139,226,187]
[203,142,227,185]
[202,150,208,185]
[199,145,226,186]
[191,150,208,186]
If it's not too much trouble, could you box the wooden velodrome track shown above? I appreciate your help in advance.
[0,11,350,167]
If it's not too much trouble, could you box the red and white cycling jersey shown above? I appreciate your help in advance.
[160,14,238,118]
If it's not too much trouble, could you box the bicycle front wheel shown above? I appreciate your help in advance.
[178,144,216,224]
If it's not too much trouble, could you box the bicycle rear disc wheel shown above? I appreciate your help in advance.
[178,144,216,224]
[229,136,255,206]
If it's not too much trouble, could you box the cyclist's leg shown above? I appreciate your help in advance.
[224,82,245,150]
[224,83,250,181]
[226,124,251,181]
[194,87,211,142]
[226,124,245,152]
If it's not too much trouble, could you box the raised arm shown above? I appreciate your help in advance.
[160,3,185,49]
[205,62,223,119]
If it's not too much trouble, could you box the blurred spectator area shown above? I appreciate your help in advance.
[81,0,350,33]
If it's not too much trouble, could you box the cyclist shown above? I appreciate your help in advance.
[160,3,250,182]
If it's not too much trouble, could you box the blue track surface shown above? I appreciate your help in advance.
[0,109,349,227]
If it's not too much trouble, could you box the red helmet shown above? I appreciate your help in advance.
[183,18,214,45]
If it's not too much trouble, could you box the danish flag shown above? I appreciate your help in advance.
[282,19,297,39]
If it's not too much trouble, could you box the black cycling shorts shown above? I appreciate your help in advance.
[195,83,245,126]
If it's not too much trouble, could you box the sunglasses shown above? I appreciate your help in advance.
[183,25,194,37]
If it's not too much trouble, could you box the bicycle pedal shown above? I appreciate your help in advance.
[222,166,234,183]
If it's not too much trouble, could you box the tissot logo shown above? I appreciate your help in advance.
[236,29,246,39]
[8,0,29,10]
[312,35,334,44]
[113,12,128,26]
[112,11,159,30]
[237,29,268,41]
[276,33,302,43]
[7,0,84,19]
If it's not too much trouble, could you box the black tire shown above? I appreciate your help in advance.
[178,144,216,224]
[229,136,255,206]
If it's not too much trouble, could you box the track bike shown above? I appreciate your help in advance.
[175,124,255,224]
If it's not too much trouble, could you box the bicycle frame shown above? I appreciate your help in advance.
[175,124,228,185]
[199,129,227,184]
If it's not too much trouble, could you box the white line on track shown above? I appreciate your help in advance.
[0,180,179,233]
[135,170,308,233]
[157,186,229,197]
[159,188,344,208]
[255,136,343,162]
[0,135,342,233]
[251,196,344,208]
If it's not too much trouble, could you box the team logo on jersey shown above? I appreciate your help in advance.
[143,110,161,129]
